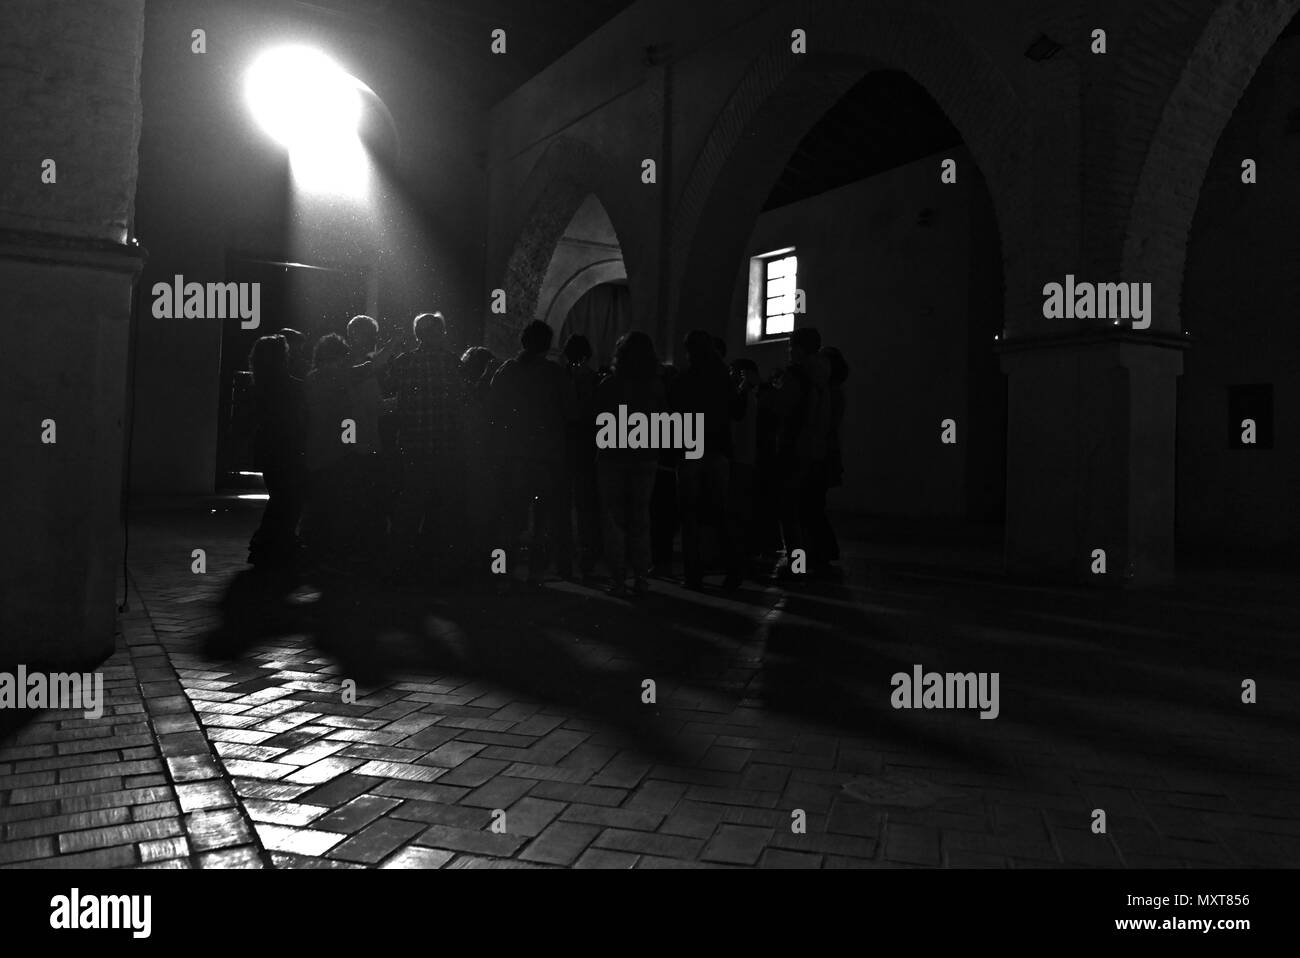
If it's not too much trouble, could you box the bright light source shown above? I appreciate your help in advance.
[245,46,368,196]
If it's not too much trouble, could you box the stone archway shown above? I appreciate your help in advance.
[668,0,1033,352]
[1121,0,1300,332]
[490,136,636,357]
[543,259,628,331]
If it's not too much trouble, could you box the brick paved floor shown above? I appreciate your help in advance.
[2,500,1297,868]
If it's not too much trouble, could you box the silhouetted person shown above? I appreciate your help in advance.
[278,327,309,380]
[729,357,761,571]
[761,326,833,578]
[671,329,744,589]
[247,334,306,568]
[346,314,393,558]
[301,333,359,568]
[650,362,680,576]
[557,334,601,580]
[595,331,665,596]
[388,312,465,582]
[489,320,574,587]
[807,345,849,567]
[459,346,497,402]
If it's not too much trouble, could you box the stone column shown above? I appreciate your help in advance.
[999,333,1185,586]
[0,0,147,671]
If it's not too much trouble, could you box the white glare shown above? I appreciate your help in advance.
[245,46,368,196]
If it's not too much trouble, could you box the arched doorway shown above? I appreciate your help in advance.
[1177,9,1300,562]
[672,58,1015,546]
[559,280,631,372]
[490,137,641,359]
[534,193,631,364]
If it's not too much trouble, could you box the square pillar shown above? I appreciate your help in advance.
[999,334,1185,586]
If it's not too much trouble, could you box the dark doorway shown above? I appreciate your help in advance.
[216,254,369,488]
[559,281,631,372]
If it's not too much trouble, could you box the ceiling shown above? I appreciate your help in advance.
[763,70,964,211]
[279,0,638,104]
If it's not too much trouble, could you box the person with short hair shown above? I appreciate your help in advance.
[557,334,602,580]
[760,326,833,579]
[670,330,745,589]
[488,320,575,588]
[301,333,361,567]
[387,312,466,582]
[246,335,306,568]
[595,331,665,596]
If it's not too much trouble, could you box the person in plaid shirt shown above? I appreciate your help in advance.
[387,311,466,582]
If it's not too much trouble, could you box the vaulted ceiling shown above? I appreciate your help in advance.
[763,70,964,211]
[275,0,637,105]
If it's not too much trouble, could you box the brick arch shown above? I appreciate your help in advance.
[669,0,1032,348]
[491,136,635,356]
[1122,0,1300,332]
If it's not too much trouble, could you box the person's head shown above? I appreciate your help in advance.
[459,346,495,382]
[312,333,350,370]
[683,329,717,368]
[713,337,728,360]
[821,345,849,386]
[731,357,759,388]
[612,330,658,380]
[413,311,446,347]
[563,333,593,366]
[249,335,289,386]
[520,320,554,357]
[789,326,822,364]
[346,314,379,354]
[278,327,305,353]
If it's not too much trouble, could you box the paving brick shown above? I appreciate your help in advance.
[573,848,639,869]
[882,823,941,865]
[6,808,130,840]
[520,821,603,866]
[256,823,347,856]
[462,775,537,809]
[561,803,664,832]
[284,757,364,786]
[140,836,190,863]
[500,797,566,837]
[244,799,330,827]
[660,801,726,838]
[415,824,526,857]
[59,818,183,854]
[0,836,55,864]
[593,828,704,860]
[588,759,651,789]
[327,817,424,863]
[759,848,823,868]
[353,760,446,783]
[381,846,455,869]
[390,801,492,829]
[6,844,138,869]
[702,824,772,865]
[434,757,510,787]
[314,795,402,834]
[185,808,254,852]
[175,780,236,812]
[165,754,223,782]
[371,780,472,804]
[417,741,488,767]
[528,781,628,806]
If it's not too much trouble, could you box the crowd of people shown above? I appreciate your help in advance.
[245,312,849,596]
